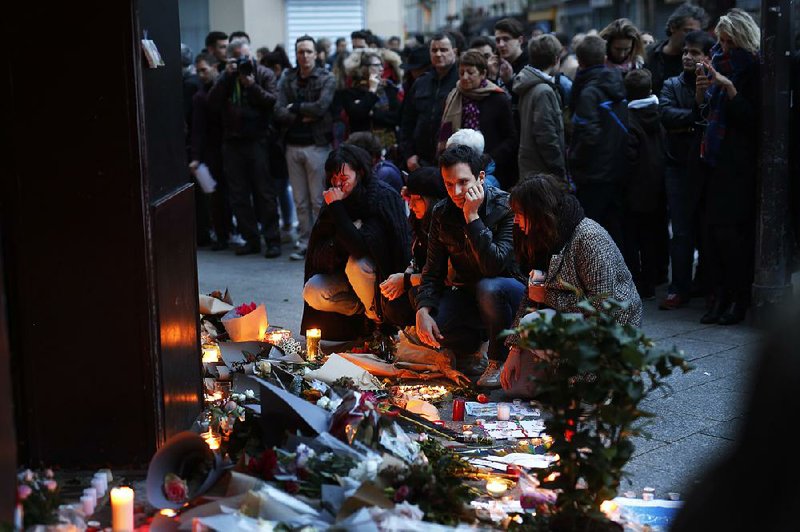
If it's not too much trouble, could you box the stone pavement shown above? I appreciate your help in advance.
[197,247,764,502]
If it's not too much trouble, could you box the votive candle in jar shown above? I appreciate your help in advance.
[496,403,511,421]
[486,477,508,498]
[305,328,321,362]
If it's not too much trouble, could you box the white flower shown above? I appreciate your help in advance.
[295,444,316,468]
[316,397,331,410]
[232,393,246,403]
[256,360,272,376]
[245,389,255,399]
[303,366,311,375]
[21,470,33,482]
[347,455,381,482]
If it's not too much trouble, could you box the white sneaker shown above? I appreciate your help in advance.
[477,359,502,388]
[289,248,307,261]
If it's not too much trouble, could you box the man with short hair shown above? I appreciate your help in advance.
[351,30,370,50]
[415,145,525,388]
[387,36,401,52]
[328,37,348,66]
[514,34,566,179]
[204,31,228,63]
[274,35,336,260]
[469,36,503,89]
[645,2,708,96]
[658,30,715,310]
[494,18,528,86]
[568,35,629,246]
[400,33,459,171]
[208,43,282,257]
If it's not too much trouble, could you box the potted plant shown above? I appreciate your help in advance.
[508,298,690,531]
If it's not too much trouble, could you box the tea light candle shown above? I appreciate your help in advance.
[305,328,321,362]
[600,500,620,520]
[110,487,134,532]
[268,329,291,345]
[486,478,508,498]
[90,476,106,498]
[160,509,178,518]
[497,403,511,421]
[201,344,220,363]
[642,486,655,501]
[80,495,95,516]
[201,430,221,451]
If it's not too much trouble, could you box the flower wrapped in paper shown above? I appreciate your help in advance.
[221,302,268,342]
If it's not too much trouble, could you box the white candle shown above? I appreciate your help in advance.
[111,487,135,532]
[98,468,114,482]
[497,403,511,421]
[93,472,108,492]
[201,344,220,363]
[91,477,106,497]
[486,478,508,498]
[83,487,97,504]
[80,495,95,516]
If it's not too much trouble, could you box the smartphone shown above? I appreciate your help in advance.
[696,62,711,78]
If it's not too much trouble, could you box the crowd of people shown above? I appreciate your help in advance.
[182,3,762,388]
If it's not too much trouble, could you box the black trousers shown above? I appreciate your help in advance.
[704,221,755,304]
[576,182,624,249]
[222,138,280,246]
[623,210,661,297]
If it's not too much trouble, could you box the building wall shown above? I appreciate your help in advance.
[366,0,404,43]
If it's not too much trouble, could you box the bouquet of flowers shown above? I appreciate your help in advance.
[222,301,268,342]
[17,468,60,527]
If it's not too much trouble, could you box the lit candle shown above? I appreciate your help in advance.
[601,500,620,521]
[159,508,178,518]
[201,344,220,363]
[497,403,511,421]
[486,478,508,498]
[305,328,321,362]
[201,430,221,451]
[110,487,134,532]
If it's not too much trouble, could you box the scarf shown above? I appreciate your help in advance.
[701,43,759,167]
[437,79,504,154]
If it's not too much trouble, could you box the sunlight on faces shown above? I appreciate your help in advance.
[459,64,485,90]
[330,163,358,198]
[430,38,456,70]
[494,30,522,60]
[441,163,482,209]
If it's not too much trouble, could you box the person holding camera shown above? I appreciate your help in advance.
[208,40,282,258]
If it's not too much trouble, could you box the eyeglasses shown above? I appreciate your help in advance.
[368,62,383,68]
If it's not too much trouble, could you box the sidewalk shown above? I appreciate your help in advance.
[197,248,762,501]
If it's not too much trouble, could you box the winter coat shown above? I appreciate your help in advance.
[274,66,336,147]
[207,63,277,140]
[568,65,629,186]
[400,64,458,165]
[659,72,703,167]
[301,176,411,338]
[645,39,685,98]
[513,66,566,179]
[626,98,667,213]
[335,82,401,134]
[416,185,523,312]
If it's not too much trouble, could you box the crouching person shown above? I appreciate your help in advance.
[301,145,411,339]
[415,145,526,387]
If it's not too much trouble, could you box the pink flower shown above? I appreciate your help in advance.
[44,479,58,492]
[393,484,411,502]
[163,474,189,503]
[17,485,32,500]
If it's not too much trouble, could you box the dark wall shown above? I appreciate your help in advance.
[0,233,16,527]
[1,0,201,467]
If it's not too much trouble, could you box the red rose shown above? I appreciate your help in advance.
[393,485,411,502]
[283,481,300,494]
[255,449,277,480]
[235,302,258,317]
[163,474,188,503]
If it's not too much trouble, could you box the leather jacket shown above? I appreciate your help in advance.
[659,72,702,166]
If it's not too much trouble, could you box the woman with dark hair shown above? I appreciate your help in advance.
[599,18,646,74]
[300,145,411,338]
[336,49,402,151]
[438,50,516,188]
[500,174,641,389]
[379,167,448,326]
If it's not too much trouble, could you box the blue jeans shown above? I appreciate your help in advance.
[665,166,697,297]
[433,277,525,362]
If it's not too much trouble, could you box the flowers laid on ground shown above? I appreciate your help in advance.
[163,473,189,504]
[234,301,258,317]
[17,468,60,528]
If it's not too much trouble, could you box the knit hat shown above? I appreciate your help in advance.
[406,167,446,199]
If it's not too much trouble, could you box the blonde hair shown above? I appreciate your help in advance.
[716,8,760,53]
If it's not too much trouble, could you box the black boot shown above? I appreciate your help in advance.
[718,302,747,325]
[700,298,726,324]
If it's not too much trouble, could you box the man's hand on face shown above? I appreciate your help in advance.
[462,179,484,223]
[415,307,443,349]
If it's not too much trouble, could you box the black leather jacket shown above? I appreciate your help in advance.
[659,72,702,166]
[416,185,522,312]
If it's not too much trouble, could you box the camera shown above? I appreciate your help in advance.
[235,56,255,77]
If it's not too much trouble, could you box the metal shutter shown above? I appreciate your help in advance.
[285,0,366,65]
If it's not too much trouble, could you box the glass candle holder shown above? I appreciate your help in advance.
[305,329,321,362]
[201,344,220,363]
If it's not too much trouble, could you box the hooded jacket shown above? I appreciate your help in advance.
[513,66,565,179]
[626,96,666,213]
[568,65,629,186]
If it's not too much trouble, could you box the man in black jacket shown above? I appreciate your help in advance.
[658,30,715,310]
[568,35,629,246]
[400,33,458,170]
[208,41,281,257]
[645,3,708,97]
[415,145,525,388]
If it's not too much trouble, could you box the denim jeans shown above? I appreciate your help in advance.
[665,165,696,297]
[433,277,525,362]
[303,256,378,321]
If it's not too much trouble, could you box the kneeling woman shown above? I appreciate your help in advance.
[301,145,411,339]
[501,174,642,390]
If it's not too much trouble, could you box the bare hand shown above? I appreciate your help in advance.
[239,73,255,87]
[323,187,345,205]
[499,59,514,83]
[462,180,484,223]
[500,347,522,390]
[379,273,406,300]
[487,55,500,79]
[406,155,420,172]
[415,308,443,349]
[368,74,380,92]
